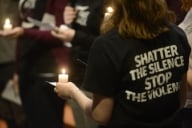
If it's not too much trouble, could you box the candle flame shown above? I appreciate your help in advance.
[105,6,114,18]
[106,6,113,13]
[5,18,11,25]
[61,69,66,74]
[3,18,13,31]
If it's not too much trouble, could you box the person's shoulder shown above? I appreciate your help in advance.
[98,28,120,41]
[90,29,119,49]
[166,23,188,41]
[100,27,118,36]
[168,23,190,52]
[169,23,186,35]
[95,28,119,42]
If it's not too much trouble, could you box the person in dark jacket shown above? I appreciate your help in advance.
[51,0,105,127]
[178,1,192,128]
[52,0,104,86]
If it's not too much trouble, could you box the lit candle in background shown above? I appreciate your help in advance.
[3,18,12,31]
[58,68,68,83]
[105,6,113,18]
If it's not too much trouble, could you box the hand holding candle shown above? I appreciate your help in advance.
[58,68,69,83]
[3,18,13,31]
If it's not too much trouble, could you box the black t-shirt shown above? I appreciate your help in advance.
[83,24,190,128]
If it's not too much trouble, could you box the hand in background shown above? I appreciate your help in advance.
[51,26,75,42]
[12,73,19,96]
[187,69,192,87]
[0,27,24,38]
[64,6,78,25]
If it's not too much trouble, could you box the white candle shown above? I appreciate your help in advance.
[3,18,12,31]
[58,69,68,83]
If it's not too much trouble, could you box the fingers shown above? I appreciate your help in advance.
[52,27,59,33]
[54,87,58,93]
[0,30,14,38]
[54,85,70,100]
[0,27,23,39]
[0,30,4,36]
[64,6,77,25]
[51,30,58,37]
[51,30,65,40]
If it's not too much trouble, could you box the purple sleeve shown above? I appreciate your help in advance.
[22,28,62,44]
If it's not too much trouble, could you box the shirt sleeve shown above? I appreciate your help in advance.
[72,29,97,48]
[83,36,120,97]
[22,29,62,44]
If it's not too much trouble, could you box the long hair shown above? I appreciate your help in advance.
[101,0,175,39]
[181,0,192,11]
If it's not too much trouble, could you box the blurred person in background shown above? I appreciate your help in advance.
[0,0,27,128]
[51,0,105,127]
[0,0,70,128]
[178,0,192,128]
[166,0,186,24]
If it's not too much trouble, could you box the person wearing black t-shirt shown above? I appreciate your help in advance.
[54,0,191,128]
